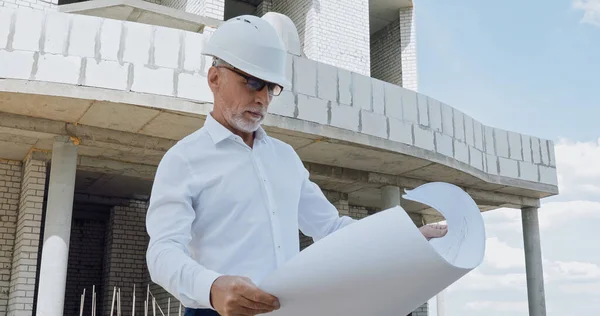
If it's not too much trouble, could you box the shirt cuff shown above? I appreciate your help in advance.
[194,269,223,310]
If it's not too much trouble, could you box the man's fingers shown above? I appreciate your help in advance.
[236,295,278,313]
[240,285,280,309]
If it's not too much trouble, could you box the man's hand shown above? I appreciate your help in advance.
[210,275,280,316]
[419,224,448,240]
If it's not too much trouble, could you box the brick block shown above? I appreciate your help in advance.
[453,109,465,141]
[0,8,13,49]
[539,165,558,185]
[531,137,542,163]
[35,54,81,85]
[294,56,317,96]
[268,90,295,118]
[464,115,474,146]
[519,161,538,182]
[0,50,34,80]
[13,9,43,52]
[330,103,359,132]
[469,147,483,170]
[414,126,434,151]
[100,18,122,61]
[316,62,337,102]
[435,132,453,157]
[352,73,371,110]
[69,15,102,58]
[486,154,498,175]
[372,79,385,114]
[297,94,327,124]
[495,129,509,158]
[499,157,518,178]
[508,131,522,160]
[548,140,556,167]
[177,72,212,103]
[428,97,442,132]
[284,54,293,90]
[154,26,181,69]
[441,103,453,137]
[122,22,152,65]
[389,118,412,145]
[338,68,352,105]
[401,88,418,123]
[473,120,484,151]
[131,66,174,97]
[84,59,129,90]
[454,140,468,164]
[540,139,550,165]
[42,12,69,55]
[484,126,495,154]
[417,94,429,126]
[521,135,532,162]
[360,110,387,139]
[384,83,402,119]
[183,31,204,72]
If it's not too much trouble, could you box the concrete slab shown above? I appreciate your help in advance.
[78,101,161,133]
[0,92,92,122]
[0,140,32,160]
[138,112,205,140]
[402,163,506,191]
[297,140,431,175]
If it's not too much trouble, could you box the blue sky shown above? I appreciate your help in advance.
[416,0,600,143]
[415,1,600,315]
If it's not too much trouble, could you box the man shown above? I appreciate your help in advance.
[146,14,447,316]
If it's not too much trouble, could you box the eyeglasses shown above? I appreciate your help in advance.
[215,65,283,97]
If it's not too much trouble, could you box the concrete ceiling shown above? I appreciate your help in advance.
[369,0,412,34]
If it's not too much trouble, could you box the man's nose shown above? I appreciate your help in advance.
[254,85,270,105]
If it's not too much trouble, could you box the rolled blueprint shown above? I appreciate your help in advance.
[259,182,486,316]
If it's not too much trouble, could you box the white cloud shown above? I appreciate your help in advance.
[484,237,524,269]
[465,300,527,312]
[573,0,600,27]
[555,137,600,200]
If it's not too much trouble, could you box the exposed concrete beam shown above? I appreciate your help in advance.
[305,162,540,208]
[77,156,157,180]
[0,112,176,152]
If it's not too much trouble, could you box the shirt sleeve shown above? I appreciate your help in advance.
[296,164,357,241]
[145,148,222,309]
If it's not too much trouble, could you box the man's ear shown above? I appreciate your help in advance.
[207,66,219,94]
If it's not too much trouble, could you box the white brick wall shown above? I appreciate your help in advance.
[371,18,402,86]
[7,157,46,316]
[1,0,54,11]
[272,0,371,76]
[103,200,153,315]
[162,0,224,19]
[399,7,417,91]
[0,160,21,316]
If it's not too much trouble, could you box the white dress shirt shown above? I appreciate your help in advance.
[146,113,355,309]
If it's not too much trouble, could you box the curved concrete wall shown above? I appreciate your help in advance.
[0,7,558,187]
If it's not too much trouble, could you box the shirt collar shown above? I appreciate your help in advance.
[205,112,268,145]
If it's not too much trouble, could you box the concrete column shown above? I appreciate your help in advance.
[381,185,401,209]
[436,289,446,316]
[35,136,78,316]
[521,206,547,316]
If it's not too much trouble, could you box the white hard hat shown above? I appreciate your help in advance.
[202,15,291,91]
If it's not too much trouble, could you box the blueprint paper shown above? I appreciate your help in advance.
[259,182,486,316]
